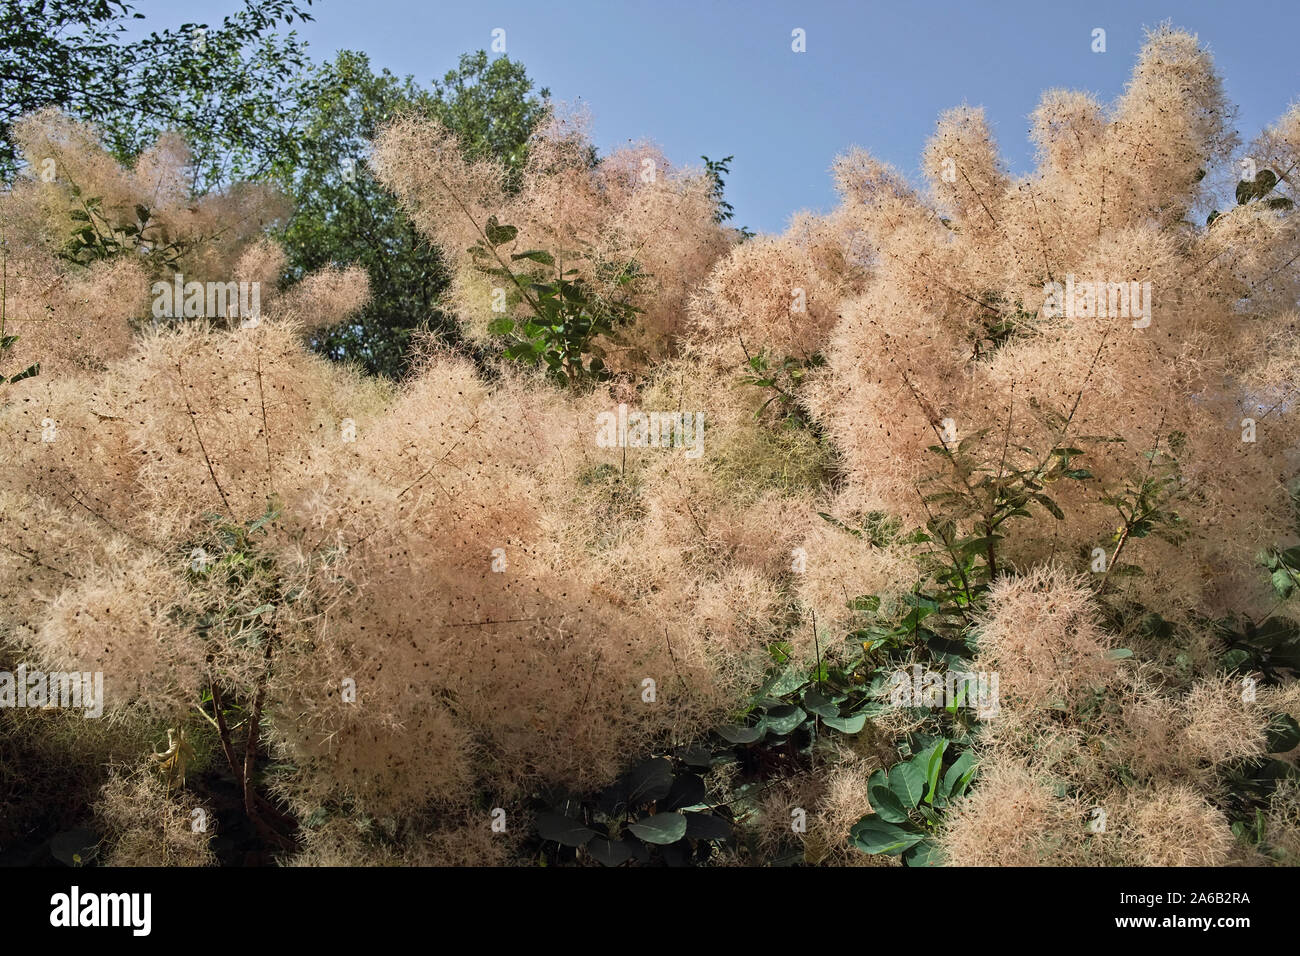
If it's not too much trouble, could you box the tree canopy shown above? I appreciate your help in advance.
[0,0,317,190]
[274,49,550,378]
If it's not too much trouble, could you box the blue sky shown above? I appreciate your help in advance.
[129,0,1300,234]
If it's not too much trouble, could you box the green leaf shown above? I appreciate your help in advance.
[888,755,928,809]
[683,811,732,841]
[941,750,978,801]
[716,724,766,744]
[821,712,867,734]
[759,665,807,698]
[535,812,596,847]
[803,687,838,719]
[1237,169,1279,204]
[487,317,515,336]
[1266,713,1300,754]
[622,757,674,806]
[1221,648,1251,670]
[921,739,949,804]
[1271,568,1296,599]
[902,839,943,867]
[1105,648,1133,660]
[817,511,861,538]
[6,363,39,384]
[678,744,713,769]
[510,249,554,265]
[1031,493,1065,520]
[584,834,634,867]
[901,593,941,612]
[484,216,518,246]
[662,772,707,811]
[627,812,688,845]
[957,535,1002,556]
[247,506,280,533]
[868,771,910,823]
[848,594,881,613]
[849,816,925,855]
[761,705,807,736]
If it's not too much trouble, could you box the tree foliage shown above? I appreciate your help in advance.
[274,50,549,378]
[1,0,318,190]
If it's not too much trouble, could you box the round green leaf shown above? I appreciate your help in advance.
[628,812,688,845]
[622,757,674,806]
[717,724,765,744]
[762,705,807,736]
[684,811,732,841]
[821,712,867,734]
[585,835,635,867]
[663,772,707,811]
[535,812,595,848]
[803,687,839,719]
[677,744,713,769]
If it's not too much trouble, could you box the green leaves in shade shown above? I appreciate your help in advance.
[684,811,731,841]
[585,835,635,867]
[535,812,595,847]
[853,743,979,864]
[662,772,707,811]
[1266,713,1300,754]
[717,723,765,744]
[802,687,839,719]
[623,757,674,805]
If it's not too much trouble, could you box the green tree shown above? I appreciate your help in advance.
[701,153,752,238]
[0,0,318,191]
[275,50,549,378]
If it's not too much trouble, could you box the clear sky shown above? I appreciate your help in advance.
[127,0,1300,235]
